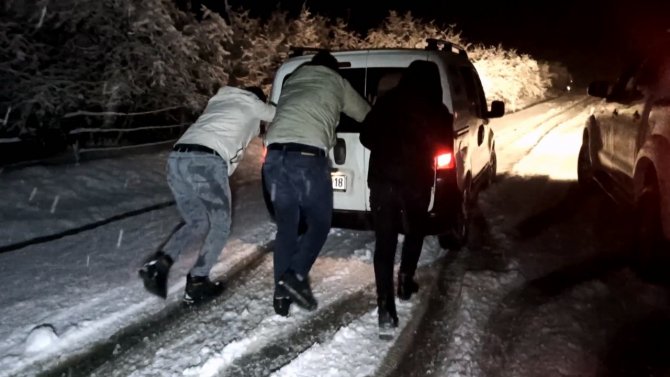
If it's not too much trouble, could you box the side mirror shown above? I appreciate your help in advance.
[334,138,346,164]
[487,100,505,118]
[587,81,610,98]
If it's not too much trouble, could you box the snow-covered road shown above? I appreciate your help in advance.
[2,94,669,377]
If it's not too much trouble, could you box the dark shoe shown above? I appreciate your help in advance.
[183,274,224,306]
[138,252,173,299]
[397,272,419,301]
[273,285,292,317]
[278,270,317,311]
[377,296,399,340]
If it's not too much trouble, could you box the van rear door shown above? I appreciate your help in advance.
[331,66,368,212]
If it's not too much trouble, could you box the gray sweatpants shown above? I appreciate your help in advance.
[162,151,231,278]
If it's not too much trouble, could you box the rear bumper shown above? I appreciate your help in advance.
[265,169,462,236]
[332,210,372,230]
[331,208,458,235]
[332,172,460,235]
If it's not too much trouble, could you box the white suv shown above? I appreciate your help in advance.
[263,39,505,249]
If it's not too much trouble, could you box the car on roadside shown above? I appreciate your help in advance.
[578,51,670,269]
[263,39,505,249]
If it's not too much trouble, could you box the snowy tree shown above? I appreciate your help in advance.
[0,0,232,138]
[364,11,464,49]
[328,18,364,50]
[0,2,569,142]
[226,10,285,90]
[285,6,330,50]
[361,11,567,111]
[470,45,557,111]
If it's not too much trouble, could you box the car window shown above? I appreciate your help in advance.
[459,67,486,117]
[657,60,670,104]
[338,67,406,133]
[337,68,367,133]
[365,68,405,102]
[638,55,670,104]
[448,65,470,115]
[608,63,644,103]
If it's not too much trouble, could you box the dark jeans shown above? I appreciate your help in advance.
[369,182,430,298]
[262,148,333,284]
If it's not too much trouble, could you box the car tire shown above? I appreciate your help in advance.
[633,176,667,282]
[577,141,596,191]
[438,182,471,250]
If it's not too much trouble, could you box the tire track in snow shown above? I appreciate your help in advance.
[39,241,272,377]
[183,256,377,377]
[496,97,596,174]
[383,201,515,377]
[219,289,375,377]
[54,255,377,376]
[384,99,596,376]
[267,238,447,377]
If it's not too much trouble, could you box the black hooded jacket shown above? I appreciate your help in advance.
[360,60,454,191]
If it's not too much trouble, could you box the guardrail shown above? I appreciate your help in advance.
[1,106,193,167]
[69,122,189,162]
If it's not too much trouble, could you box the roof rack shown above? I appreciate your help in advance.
[288,46,330,58]
[425,38,466,55]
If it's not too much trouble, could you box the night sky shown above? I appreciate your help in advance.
[219,0,669,80]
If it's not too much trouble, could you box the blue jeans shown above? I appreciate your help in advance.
[262,148,333,283]
[163,151,231,277]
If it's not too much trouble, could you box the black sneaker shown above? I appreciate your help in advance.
[377,296,399,340]
[273,285,292,317]
[397,273,419,301]
[278,270,317,311]
[138,252,173,299]
[183,274,224,306]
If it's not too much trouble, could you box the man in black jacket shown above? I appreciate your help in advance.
[360,60,454,338]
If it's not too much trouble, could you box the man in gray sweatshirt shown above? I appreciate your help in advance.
[263,51,370,315]
[140,85,275,306]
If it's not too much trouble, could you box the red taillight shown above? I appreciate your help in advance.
[435,152,454,170]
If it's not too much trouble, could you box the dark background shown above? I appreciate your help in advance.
[193,0,670,82]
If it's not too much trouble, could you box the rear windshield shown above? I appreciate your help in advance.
[337,67,405,133]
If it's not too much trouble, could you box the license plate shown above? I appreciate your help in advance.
[332,174,347,191]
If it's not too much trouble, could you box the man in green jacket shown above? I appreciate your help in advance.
[263,51,370,316]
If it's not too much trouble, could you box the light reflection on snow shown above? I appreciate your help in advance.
[511,119,582,181]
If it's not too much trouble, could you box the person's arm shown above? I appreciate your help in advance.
[341,79,371,122]
[359,96,388,151]
[256,102,276,123]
